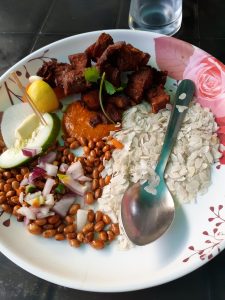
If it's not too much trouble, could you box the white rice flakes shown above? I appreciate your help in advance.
[98,102,221,249]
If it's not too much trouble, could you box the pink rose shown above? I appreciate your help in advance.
[183,50,225,118]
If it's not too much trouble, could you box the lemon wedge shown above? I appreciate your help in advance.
[27,80,59,113]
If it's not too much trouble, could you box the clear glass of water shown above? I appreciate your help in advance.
[129,0,183,36]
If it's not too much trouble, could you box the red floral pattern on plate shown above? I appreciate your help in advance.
[183,205,225,263]
[155,36,225,163]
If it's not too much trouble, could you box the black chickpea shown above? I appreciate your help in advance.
[77,232,84,242]
[69,239,81,248]
[82,222,94,234]
[35,218,47,226]
[104,151,111,161]
[66,232,76,240]
[102,145,110,153]
[92,179,99,191]
[103,214,111,225]
[92,169,99,179]
[70,140,80,149]
[69,203,80,215]
[88,140,95,150]
[90,239,105,250]
[83,146,90,155]
[55,233,65,241]
[64,215,75,224]
[94,188,102,199]
[95,211,103,222]
[42,229,57,238]
[85,192,95,205]
[87,210,95,222]
[28,223,42,235]
[99,231,108,241]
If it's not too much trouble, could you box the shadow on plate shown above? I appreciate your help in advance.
[153,203,189,267]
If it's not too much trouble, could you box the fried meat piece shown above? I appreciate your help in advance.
[145,85,170,113]
[125,67,153,103]
[89,113,102,127]
[152,68,168,86]
[68,53,90,73]
[105,102,123,123]
[81,89,100,110]
[104,64,121,87]
[97,42,150,72]
[54,63,73,88]
[96,42,125,71]
[63,70,90,95]
[107,94,130,109]
[36,60,73,88]
[116,43,150,71]
[85,33,114,62]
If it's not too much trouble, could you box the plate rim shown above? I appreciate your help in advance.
[0,28,224,292]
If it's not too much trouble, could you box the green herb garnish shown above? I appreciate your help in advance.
[104,80,126,95]
[25,184,36,194]
[99,72,115,124]
[85,66,126,124]
[55,183,66,194]
[84,66,100,83]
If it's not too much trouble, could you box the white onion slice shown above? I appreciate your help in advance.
[78,175,92,182]
[17,207,36,220]
[45,163,58,177]
[45,194,55,206]
[52,195,75,217]
[66,161,84,180]
[60,175,88,196]
[25,191,42,202]
[59,163,69,173]
[42,178,55,197]
[36,206,55,219]
[20,177,29,186]
[76,209,88,232]
[19,192,24,204]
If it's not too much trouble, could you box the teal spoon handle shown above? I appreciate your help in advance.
[155,79,195,177]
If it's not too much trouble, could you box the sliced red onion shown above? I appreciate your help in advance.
[76,209,88,232]
[66,161,84,180]
[20,177,29,186]
[42,178,55,197]
[22,147,42,157]
[19,192,24,204]
[78,175,92,182]
[52,195,76,217]
[59,163,69,173]
[45,163,58,177]
[45,194,55,206]
[60,175,88,196]
[17,207,36,220]
[29,167,46,183]
[38,151,57,165]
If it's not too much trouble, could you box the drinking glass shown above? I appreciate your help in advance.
[129,0,183,36]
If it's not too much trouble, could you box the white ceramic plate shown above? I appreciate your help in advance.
[1,29,225,292]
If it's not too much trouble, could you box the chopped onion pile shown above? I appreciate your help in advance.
[19,155,92,221]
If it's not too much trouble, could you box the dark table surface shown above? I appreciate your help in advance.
[0,0,225,299]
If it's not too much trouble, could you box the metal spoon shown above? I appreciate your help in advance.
[121,79,195,246]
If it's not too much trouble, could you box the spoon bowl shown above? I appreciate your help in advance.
[121,79,195,246]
